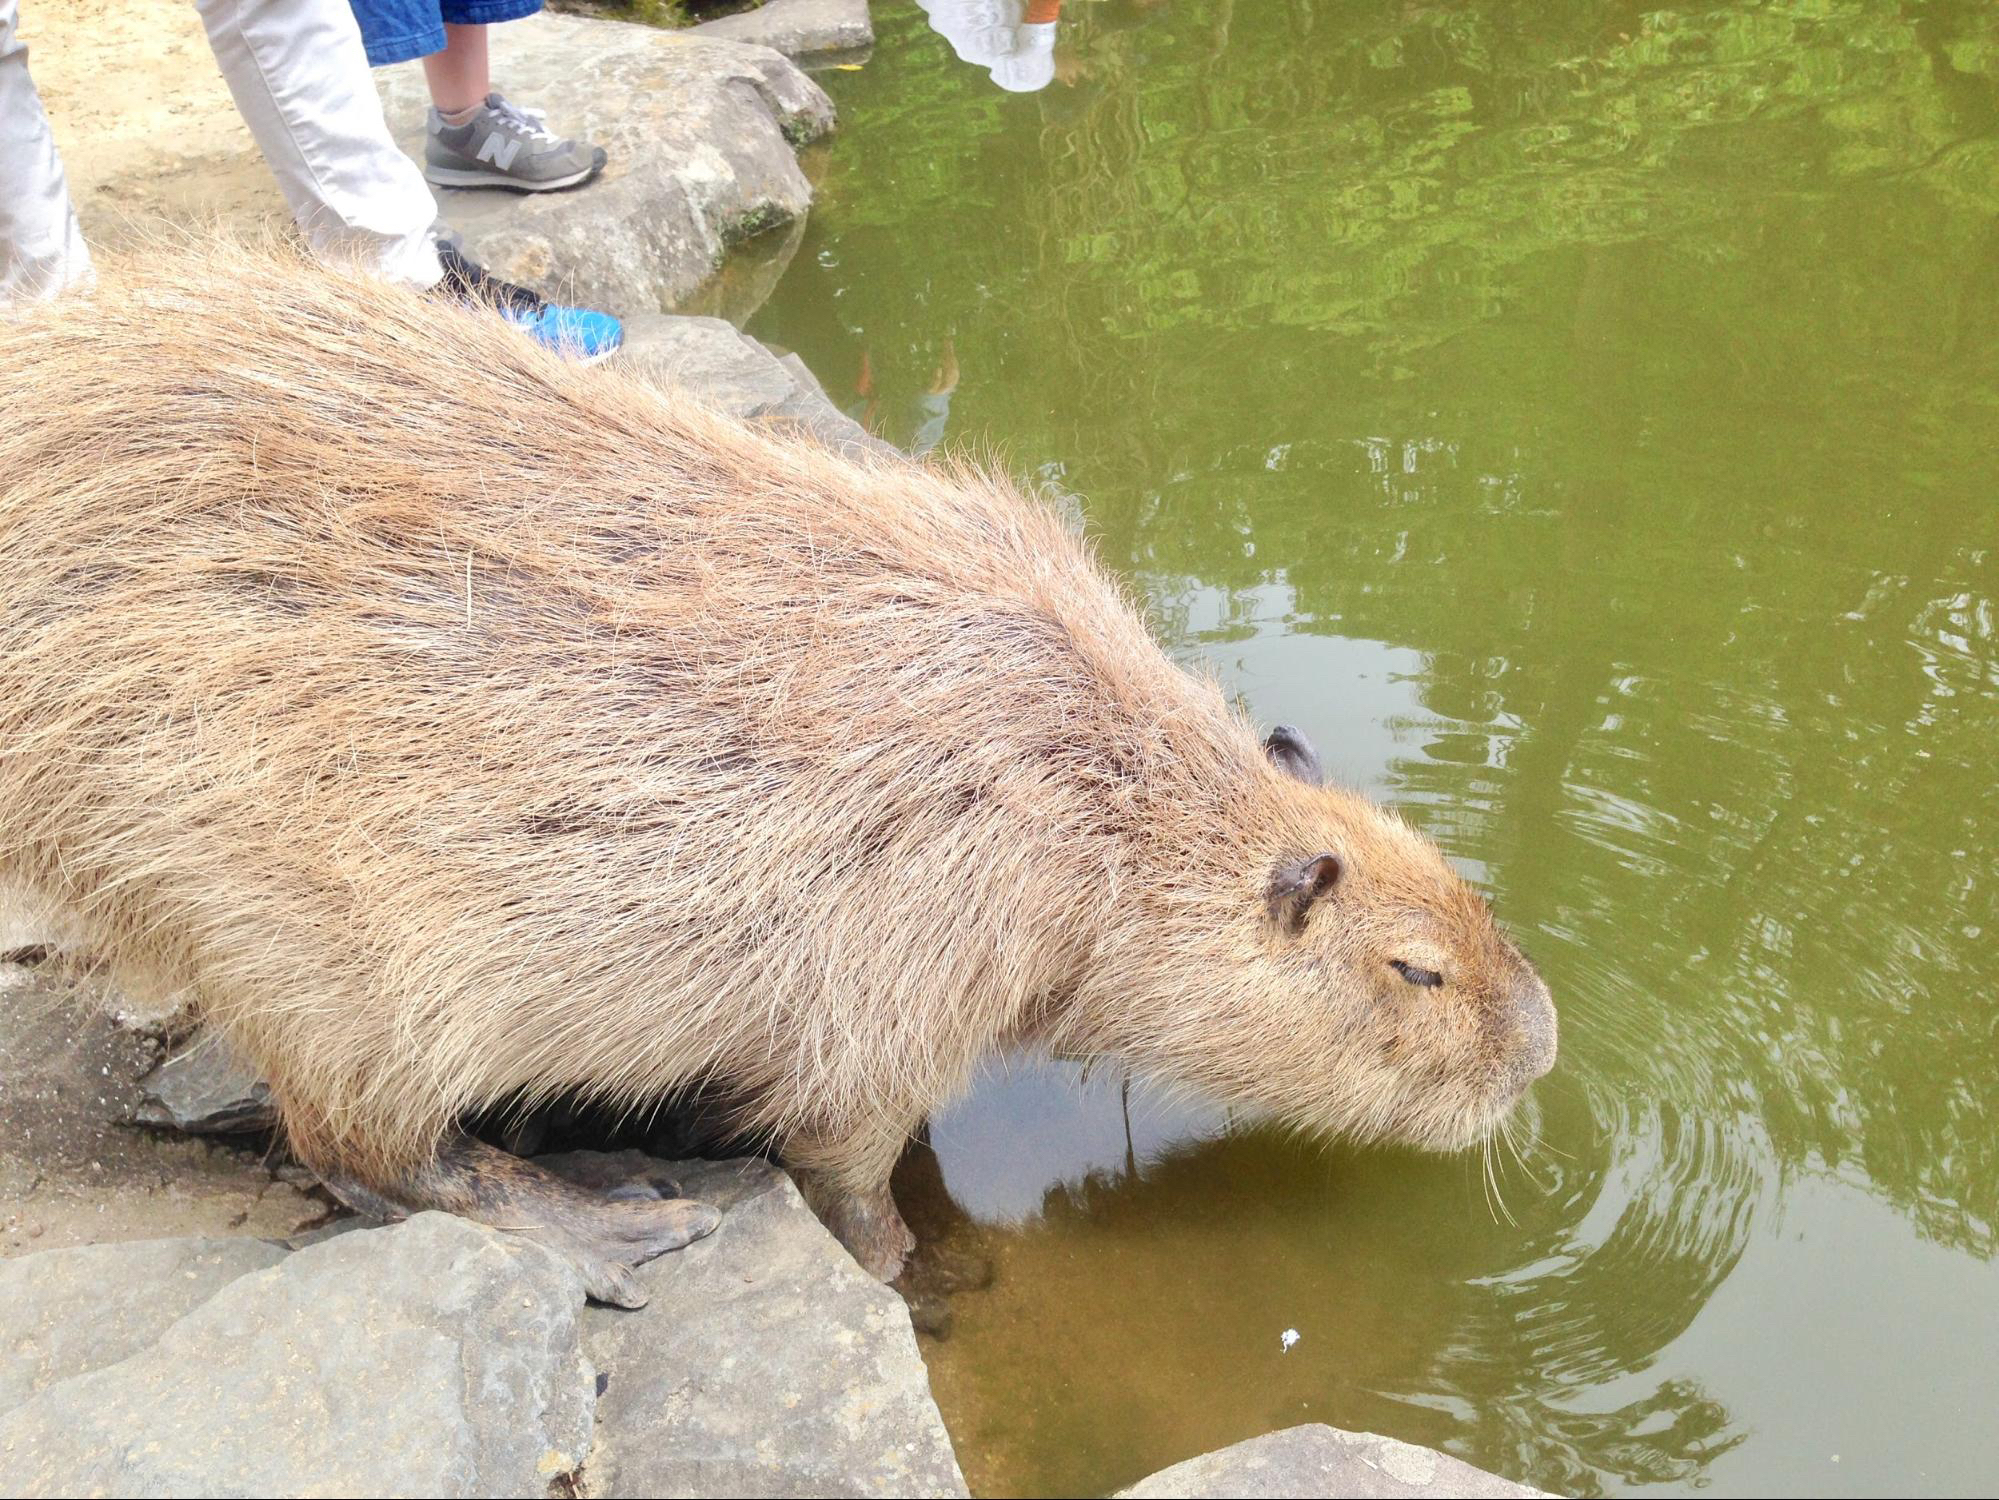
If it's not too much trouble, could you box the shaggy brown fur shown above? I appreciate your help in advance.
[0,244,1554,1285]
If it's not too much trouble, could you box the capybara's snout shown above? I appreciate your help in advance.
[1508,969,1558,1091]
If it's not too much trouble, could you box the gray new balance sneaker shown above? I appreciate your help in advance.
[425,93,607,192]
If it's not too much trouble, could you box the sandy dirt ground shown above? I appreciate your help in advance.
[0,960,327,1257]
[17,0,288,246]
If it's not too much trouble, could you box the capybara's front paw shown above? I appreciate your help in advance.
[852,1210,917,1283]
[806,1180,917,1281]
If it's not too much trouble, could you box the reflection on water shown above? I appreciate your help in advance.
[751,2,1999,1494]
[917,0,1061,95]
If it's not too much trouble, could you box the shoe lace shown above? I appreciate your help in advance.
[435,243,546,319]
[486,94,563,146]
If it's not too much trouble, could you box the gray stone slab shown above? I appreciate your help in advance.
[692,0,874,60]
[379,14,836,315]
[622,313,802,415]
[0,1213,595,1498]
[132,1031,275,1135]
[0,1236,288,1415]
[1116,1424,1550,1499]
[576,1154,967,1498]
[619,316,893,457]
[773,348,834,406]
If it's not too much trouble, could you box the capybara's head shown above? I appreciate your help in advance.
[1094,724,1557,1154]
[1245,725,1557,1151]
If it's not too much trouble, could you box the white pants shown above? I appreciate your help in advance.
[0,0,440,304]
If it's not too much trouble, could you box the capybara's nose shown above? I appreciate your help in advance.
[1510,973,1558,1086]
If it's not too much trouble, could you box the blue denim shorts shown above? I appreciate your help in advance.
[350,0,543,67]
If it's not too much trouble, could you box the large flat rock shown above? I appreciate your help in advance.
[0,1236,287,1414]
[1116,1424,1549,1499]
[622,314,802,414]
[379,13,836,315]
[0,1214,595,1498]
[621,314,889,455]
[692,0,874,60]
[573,1154,967,1498]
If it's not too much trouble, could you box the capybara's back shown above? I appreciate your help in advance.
[0,245,1554,1289]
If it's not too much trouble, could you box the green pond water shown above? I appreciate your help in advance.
[744,3,1999,1495]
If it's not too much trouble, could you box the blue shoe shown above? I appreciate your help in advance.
[499,299,623,365]
[434,243,623,365]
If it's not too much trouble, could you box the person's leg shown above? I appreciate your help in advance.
[0,0,93,303]
[201,0,619,358]
[422,21,487,118]
[195,0,442,287]
[420,0,603,192]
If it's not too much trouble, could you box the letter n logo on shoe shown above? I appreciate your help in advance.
[477,134,523,171]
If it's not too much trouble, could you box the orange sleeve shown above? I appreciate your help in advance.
[1025,0,1062,22]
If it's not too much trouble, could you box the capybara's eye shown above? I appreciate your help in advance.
[1390,959,1445,989]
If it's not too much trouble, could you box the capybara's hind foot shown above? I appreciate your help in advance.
[538,1192,719,1308]
[316,1134,719,1309]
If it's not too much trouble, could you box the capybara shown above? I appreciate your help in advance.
[0,245,1555,1301]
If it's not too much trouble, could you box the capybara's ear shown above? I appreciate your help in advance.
[1266,851,1343,934]
[1263,724,1324,785]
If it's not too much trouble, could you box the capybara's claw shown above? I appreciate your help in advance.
[859,1225,915,1284]
[578,1256,649,1310]
[530,1147,688,1203]
[605,1179,677,1203]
